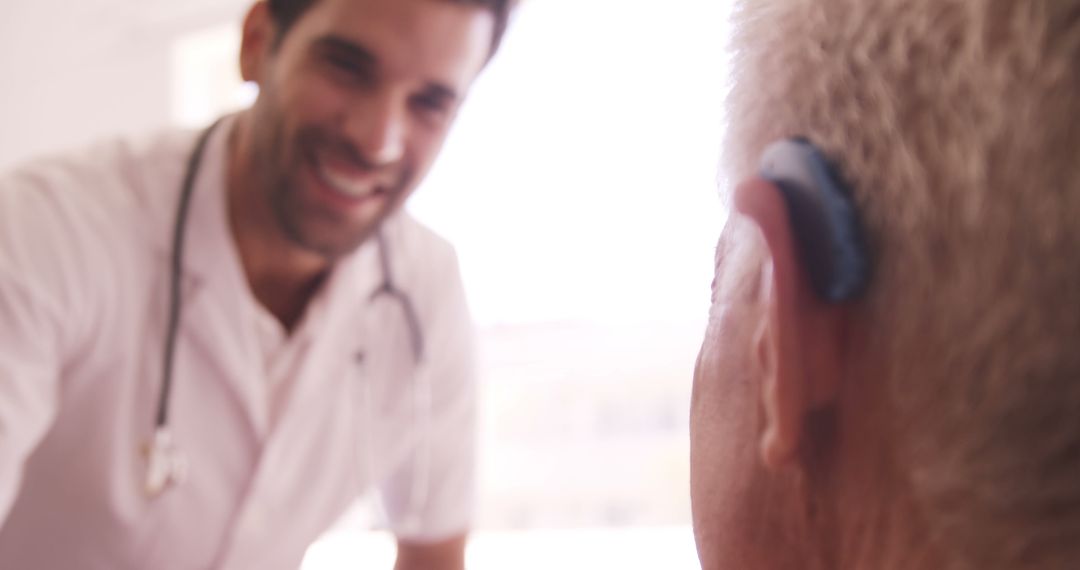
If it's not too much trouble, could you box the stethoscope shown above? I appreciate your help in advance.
[143,119,431,526]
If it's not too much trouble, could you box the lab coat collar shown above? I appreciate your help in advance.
[144,115,244,296]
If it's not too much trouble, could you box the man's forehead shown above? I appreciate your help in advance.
[291,0,494,89]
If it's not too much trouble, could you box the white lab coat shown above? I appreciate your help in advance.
[0,119,477,569]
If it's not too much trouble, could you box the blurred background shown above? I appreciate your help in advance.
[0,0,729,567]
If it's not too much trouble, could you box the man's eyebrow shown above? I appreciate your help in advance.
[313,35,377,67]
[422,82,461,105]
[313,35,462,102]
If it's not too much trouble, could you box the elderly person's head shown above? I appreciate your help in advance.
[691,1,1080,569]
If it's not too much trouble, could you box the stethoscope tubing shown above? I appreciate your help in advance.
[157,118,223,430]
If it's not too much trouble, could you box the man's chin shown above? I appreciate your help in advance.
[275,213,382,260]
[300,228,379,260]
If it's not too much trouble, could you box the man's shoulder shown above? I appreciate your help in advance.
[0,126,197,203]
[378,212,467,311]
[0,126,199,282]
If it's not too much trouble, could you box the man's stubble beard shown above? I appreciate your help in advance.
[249,101,382,261]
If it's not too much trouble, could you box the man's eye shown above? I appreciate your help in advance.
[326,54,353,70]
[325,55,372,83]
[410,95,451,124]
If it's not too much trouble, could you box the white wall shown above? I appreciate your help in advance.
[0,0,247,170]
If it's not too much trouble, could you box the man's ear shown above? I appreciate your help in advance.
[239,1,276,84]
[734,177,846,470]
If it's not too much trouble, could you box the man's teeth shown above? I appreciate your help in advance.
[319,162,379,198]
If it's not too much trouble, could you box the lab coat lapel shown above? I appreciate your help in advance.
[210,242,383,569]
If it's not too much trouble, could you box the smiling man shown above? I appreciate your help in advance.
[692,0,1080,569]
[0,0,513,568]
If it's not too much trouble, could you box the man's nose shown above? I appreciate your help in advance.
[344,92,406,167]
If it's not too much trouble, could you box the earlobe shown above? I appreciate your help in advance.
[752,302,800,470]
[753,261,805,470]
[239,1,274,84]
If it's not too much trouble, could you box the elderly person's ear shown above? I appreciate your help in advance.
[732,177,848,470]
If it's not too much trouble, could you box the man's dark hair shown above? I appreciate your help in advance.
[266,0,515,58]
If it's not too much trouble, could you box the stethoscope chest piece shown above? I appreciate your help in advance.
[143,427,188,498]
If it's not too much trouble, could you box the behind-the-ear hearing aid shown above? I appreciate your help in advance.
[758,138,870,302]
